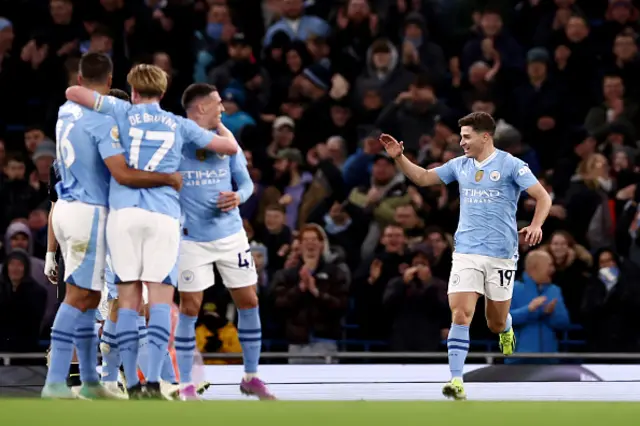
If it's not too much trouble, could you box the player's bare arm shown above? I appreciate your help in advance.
[45,201,58,284]
[379,134,442,187]
[207,122,239,155]
[519,182,552,246]
[104,155,183,191]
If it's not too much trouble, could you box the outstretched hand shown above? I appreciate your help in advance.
[379,134,404,159]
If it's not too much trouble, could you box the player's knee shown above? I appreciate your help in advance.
[486,318,506,334]
[63,287,101,312]
[179,293,202,317]
[234,287,258,310]
[87,291,102,309]
[451,308,474,326]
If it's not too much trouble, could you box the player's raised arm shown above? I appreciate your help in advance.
[379,134,445,186]
[209,122,238,154]
[181,117,238,155]
[65,86,128,117]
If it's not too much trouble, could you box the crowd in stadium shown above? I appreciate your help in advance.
[1,0,640,361]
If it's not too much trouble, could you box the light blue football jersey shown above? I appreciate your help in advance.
[55,101,124,206]
[94,96,216,219]
[435,150,538,260]
[180,145,253,242]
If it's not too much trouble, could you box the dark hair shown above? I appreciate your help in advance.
[91,25,113,40]
[108,88,130,102]
[603,73,623,81]
[265,203,286,214]
[181,83,218,110]
[370,38,391,54]
[425,225,446,239]
[482,7,502,16]
[412,72,432,89]
[79,52,113,84]
[6,152,26,164]
[25,125,44,134]
[458,112,496,136]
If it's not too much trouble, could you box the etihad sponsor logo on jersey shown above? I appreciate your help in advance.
[181,168,228,186]
[461,188,501,203]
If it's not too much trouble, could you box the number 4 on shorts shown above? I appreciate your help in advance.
[237,249,254,269]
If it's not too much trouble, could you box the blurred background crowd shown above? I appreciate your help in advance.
[1,0,640,363]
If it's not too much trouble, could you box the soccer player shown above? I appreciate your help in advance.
[42,53,183,399]
[380,112,552,400]
[65,64,238,398]
[97,88,178,399]
[174,83,274,400]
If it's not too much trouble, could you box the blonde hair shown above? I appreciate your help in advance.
[127,64,168,98]
[577,153,608,190]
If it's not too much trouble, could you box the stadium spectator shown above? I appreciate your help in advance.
[383,245,449,352]
[581,247,640,353]
[509,250,570,363]
[352,223,411,341]
[0,249,47,353]
[542,231,592,324]
[271,224,349,363]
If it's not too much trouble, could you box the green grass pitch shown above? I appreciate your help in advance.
[0,400,638,426]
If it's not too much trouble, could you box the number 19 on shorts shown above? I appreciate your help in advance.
[497,269,516,287]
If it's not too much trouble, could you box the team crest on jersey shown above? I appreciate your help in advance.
[490,170,501,181]
[110,126,119,141]
[475,170,484,182]
[196,149,207,161]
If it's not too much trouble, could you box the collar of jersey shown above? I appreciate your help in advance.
[473,149,498,169]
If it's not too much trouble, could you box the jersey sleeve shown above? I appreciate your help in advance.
[93,117,125,160]
[511,157,538,190]
[94,94,130,122]
[230,151,254,203]
[433,158,458,184]
[179,117,215,148]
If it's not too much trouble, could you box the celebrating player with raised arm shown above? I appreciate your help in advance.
[42,53,181,400]
[65,64,238,399]
[380,112,552,400]
[174,83,274,400]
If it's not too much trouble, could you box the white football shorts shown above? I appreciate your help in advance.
[52,199,107,292]
[107,207,180,286]
[178,230,257,293]
[448,253,516,302]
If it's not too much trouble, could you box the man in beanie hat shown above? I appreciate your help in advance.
[300,59,332,100]
[296,59,336,152]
